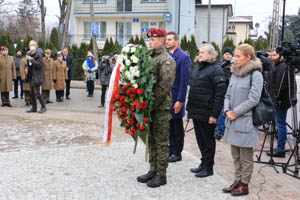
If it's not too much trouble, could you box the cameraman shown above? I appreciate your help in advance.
[267,49,290,158]
[256,51,272,92]
[98,56,113,107]
[26,40,47,114]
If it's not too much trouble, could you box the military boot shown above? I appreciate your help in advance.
[137,171,156,183]
[146,175,167,188]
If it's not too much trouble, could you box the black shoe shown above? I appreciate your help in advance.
[137,171,156,183]
[267,150,285,158]
[26,109,37,113]
[46,100,53,104]
[190,164,204,173]
[1,104,5,107]
[6,104,12,107]
[195,169,214,178]
[20,96,24,99]
[214,134,222,140]
[146,175,167,188]
[39,107,47,113]
[12,96,18,99]
[168,154,182,163]
[66,96,71,100]
[25,103,30,106]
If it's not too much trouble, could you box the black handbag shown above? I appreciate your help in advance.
[250,70,275,126]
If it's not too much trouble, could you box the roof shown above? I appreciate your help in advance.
[196,4,233,16]
[229,16,253,23]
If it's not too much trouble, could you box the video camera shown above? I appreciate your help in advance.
[276,39,300,71]
[255,51,269,58]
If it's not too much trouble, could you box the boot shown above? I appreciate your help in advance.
[190,164,204,173]
[137,171,156,183]
[26,108,37,113]
[223,180,241,193]
[146,175,167,188]
[195,168,213,178]
[39,107,47,114]
[231,183,249,196]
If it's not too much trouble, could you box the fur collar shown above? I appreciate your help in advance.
[231,59,262,77]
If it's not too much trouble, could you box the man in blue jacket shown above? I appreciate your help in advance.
[166,32,191,162]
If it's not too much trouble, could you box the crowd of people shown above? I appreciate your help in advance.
[0,29,292,196]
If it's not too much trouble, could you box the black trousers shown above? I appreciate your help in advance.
[101,85,107,105]
[168,118,185,156]
[14,76,23,98]
[193,119,216,171]
[87,80,95,95]
[30,85,46,110]
[56,90,64,99]
[65,80,71,97]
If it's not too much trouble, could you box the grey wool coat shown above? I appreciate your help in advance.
[224,59,263,148]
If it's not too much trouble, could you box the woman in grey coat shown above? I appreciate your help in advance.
[98,56,114,107]
[222,44,263,196]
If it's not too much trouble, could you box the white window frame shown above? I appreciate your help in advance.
[84,21,107,40]
[83,0,106,4]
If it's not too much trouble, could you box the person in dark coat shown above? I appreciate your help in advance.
[166,31,191,162]
[98,56,113,107]
[62,48,73,100]
[26,40,46,113]
[187,43,226,178]
[214,47,233,139]
[13,49,24,99]
[267,49,291,158]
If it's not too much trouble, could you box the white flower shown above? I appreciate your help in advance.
[134,71,140,77]
[133,84,138,88]
[130,47,136,53]
[125,59,131,66]
[130,55,139,63]
[130,79,136,84]
[122,46,130,53]
[120,65,125,72]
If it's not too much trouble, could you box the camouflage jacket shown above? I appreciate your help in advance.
[150,46,176,113]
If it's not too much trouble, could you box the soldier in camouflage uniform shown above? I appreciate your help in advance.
[137,29,176,188]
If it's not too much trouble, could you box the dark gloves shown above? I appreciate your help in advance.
[53,80,56,83]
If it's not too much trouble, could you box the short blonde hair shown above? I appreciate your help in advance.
[235,44,256,60]
[199,43,217,63]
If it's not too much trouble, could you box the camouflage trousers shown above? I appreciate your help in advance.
[1,92,10,105]
[149,111,171,176]
[42,90,50,102]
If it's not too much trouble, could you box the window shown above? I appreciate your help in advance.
[84,22,106,39]
[117,0,132,12]
[141,0,166,2]
[141,21,165,38]
[83,0,106,3]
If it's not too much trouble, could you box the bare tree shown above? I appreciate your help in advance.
[89,0,99,62]
[57,0,68,35]
[36,0,46,41]
[61,0,72,49]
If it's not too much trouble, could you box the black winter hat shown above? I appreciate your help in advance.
[223,47,233,56]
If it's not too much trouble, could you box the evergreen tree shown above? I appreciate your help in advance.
[222,37,235,53]
[139,36,147,47]
[135,35,140,45]
[50,27,60,51]
[243,38,254,46]
[38,39,46,50]
[113,39,122,55]
[180,35,188,52]
[109,37,114,52]
[101,38,111,56]
[16,38,23,52]
[254,36,268,51]
[128,36,135,44]
[23,35,33,49]
[88,38,93,51]
[189,35,198,63]
[5,35,15,55]
[72,42,88,80]
[211,41,221,60]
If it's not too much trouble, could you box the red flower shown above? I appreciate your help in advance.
[131,127,136,132]
[131,112,135,118]
[122,106,127,112]
[126,123,130,127]
[141,102,148,109]
[130,106,135,111]
[122,117,126,121]
[134,99,139,106]
[131,88,137,94]
[129,118,134,125]
[126,83,131,88]
[118,101,122,106]
[129,94,135,99]
[140,125,146,132]
[120,96,126,101]
[126,90,131,95]
[122,85,126,89]
[143,118,148,123]
[136,123,140,128]
[115,93,120,99]
[137,88,143,95]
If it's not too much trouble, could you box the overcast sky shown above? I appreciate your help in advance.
[44,0,300,36]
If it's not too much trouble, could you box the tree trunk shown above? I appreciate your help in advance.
[40,0,46,41]
[58,0,68,45]
[89,0,99,63]
[61,0,72,49]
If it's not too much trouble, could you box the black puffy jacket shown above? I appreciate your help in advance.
[186,61,226,121]
[270,61,291,109]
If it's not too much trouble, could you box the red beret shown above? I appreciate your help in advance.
[1,46,8,51]
[147,28,167,38]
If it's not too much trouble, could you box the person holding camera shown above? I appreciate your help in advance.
[53,52,68,102]
[25,40,47,113]
[82,52,98,97]
[214,47,234,140]
[267,49,290,158]
[98,56,113,107]
[187,43,226,178]
[0,46,16,107]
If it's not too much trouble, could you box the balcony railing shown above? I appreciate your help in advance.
[74,0,168,13]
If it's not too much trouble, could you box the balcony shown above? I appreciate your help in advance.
[74,0,168,15]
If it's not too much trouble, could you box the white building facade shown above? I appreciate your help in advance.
[69,0,195,48]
